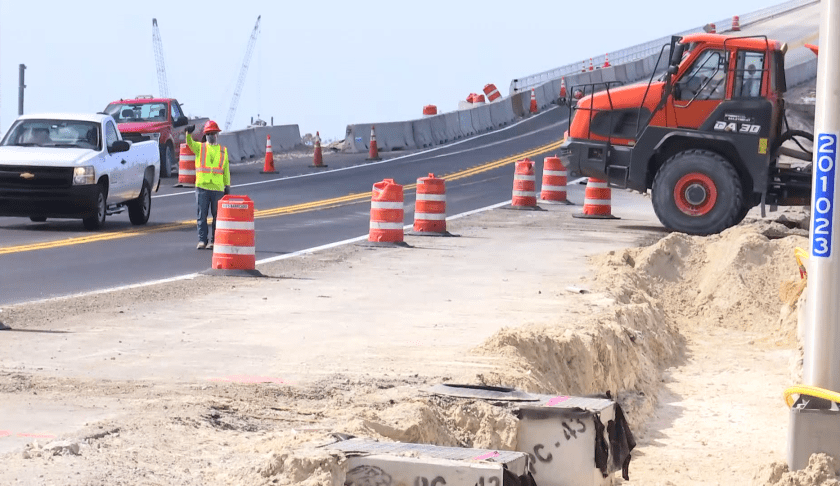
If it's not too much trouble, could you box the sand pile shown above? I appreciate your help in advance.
[754,453,840,485]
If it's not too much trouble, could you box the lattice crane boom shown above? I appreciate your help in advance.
[152,19,169,98]
[225,15,261,131]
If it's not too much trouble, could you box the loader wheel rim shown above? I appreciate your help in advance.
[674,173,717,216]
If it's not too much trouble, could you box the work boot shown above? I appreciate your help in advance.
[196,242,206,250]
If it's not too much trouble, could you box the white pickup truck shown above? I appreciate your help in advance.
[0,113,160,229]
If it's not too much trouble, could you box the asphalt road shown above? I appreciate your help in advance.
[0,107,570,306]
[0,3,821,306]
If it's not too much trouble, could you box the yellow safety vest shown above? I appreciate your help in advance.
[186,133,230,191]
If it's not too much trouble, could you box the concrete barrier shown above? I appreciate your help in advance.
[429,115,448,144]
[218,132,243,162]
[511,92,528,118]
[786,56,818,88]
[444,112,463,141]
[472,104,493,132]
[235,129,259,159]
[254,125,302,152]
[412,118,434,148]
[458,110,475,137]
[344,122,416,152]
[490,98,516,127]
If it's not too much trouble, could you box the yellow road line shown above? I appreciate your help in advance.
[0,139,564,255]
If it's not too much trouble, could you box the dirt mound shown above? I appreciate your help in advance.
[754,453,840,486]
[594,222,807,337]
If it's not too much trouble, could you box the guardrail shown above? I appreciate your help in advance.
[508,0,820,94]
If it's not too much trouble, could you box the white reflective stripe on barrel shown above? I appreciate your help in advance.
[181,155,196,161]
[415,213,446,220]
[179,170,197,175]
[541,185,567,191]
[514,175,536,181]
[584,198,611,206]
[416,193,446,202]
[215,220,255,231]
[587,181,609,189]
[370,222,404,230]
[213,245,255,255]
[371,201,404,210]
[544,170,567,176]
[513,191,536,197]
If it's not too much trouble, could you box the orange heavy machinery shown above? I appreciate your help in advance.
[559,34,814,235]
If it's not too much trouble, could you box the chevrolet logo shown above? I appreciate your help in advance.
[20,172,35,180]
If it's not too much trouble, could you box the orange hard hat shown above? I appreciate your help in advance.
[203,120,221,134]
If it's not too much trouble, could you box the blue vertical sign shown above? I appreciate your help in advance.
[813,133,838,258]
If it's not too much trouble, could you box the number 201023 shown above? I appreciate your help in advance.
[813,133,838,258]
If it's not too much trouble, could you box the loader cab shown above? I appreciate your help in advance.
[665,34,784,132]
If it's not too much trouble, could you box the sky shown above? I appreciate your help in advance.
[0,0,775,142]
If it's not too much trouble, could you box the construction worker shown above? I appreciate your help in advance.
[185,120,230,250]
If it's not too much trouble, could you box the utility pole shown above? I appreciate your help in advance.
[17,64,26,116]
[788,0,840,471]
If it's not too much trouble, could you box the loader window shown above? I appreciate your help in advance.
[675,49,726,102]
[734,51,765,98]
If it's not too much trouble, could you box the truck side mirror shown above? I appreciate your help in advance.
[109,140,130,153]
[173,116,188,128]
[670,43,686,67]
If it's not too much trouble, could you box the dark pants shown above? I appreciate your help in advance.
[196,187,224,244]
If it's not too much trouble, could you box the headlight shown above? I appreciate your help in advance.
[73,166,95,185]
[148,132,161,141]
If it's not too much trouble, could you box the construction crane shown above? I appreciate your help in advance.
[224,15,261,131]
[151,18,169,98]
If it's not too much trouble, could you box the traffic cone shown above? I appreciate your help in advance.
[572,178,620,219]
[311,131,327,168]
[706,23,717,33]
[367,126,381,161]
[559,77,567,99]
[731,15,740,31]
[589,58,594,71]
[603,53,611,68]
[260,135,277,174]
[529,89,538,114]
[582,60,586,73]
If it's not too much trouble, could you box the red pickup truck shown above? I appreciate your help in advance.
[103,96,197,177]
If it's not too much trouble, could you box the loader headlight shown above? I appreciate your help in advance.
[73,166,95,185]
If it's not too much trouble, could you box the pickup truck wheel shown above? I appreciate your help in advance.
[652,149,743,235]
[82,185,107,230]
[128,180,151,225]
[161,144,175,178]
[29,216,47,222]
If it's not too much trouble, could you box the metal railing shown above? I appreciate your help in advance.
[508,0,820,94]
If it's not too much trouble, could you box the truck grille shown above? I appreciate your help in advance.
[0,166,75,189]
[120,132,151,143]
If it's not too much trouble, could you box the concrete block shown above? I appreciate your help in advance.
[490,98,516,127]
[516,395,621,486]
[510,92,527,118]
[458,110,475,137]
[412,118,434,148]
[430,114,448,144]
[328,439,531,486]
[255,125,301,151]
[444,112,463,140]
[472,104,493,132]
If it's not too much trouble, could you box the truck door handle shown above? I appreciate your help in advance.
[121,159,127,165]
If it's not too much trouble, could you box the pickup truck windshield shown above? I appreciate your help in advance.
[105,102,168,123]
[1,119,101,150]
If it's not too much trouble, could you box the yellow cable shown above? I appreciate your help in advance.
[784,385,840,408]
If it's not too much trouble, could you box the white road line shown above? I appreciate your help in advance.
[7,200,515,306]
[153,107,563,199]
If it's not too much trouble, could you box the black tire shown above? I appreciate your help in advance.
[29,216,47,222]
[82,184,107,230]
[161,144,175,178]
[652,149,743,235]
[128,180,151,225]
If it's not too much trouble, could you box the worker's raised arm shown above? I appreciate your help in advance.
[185,126,200,154]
